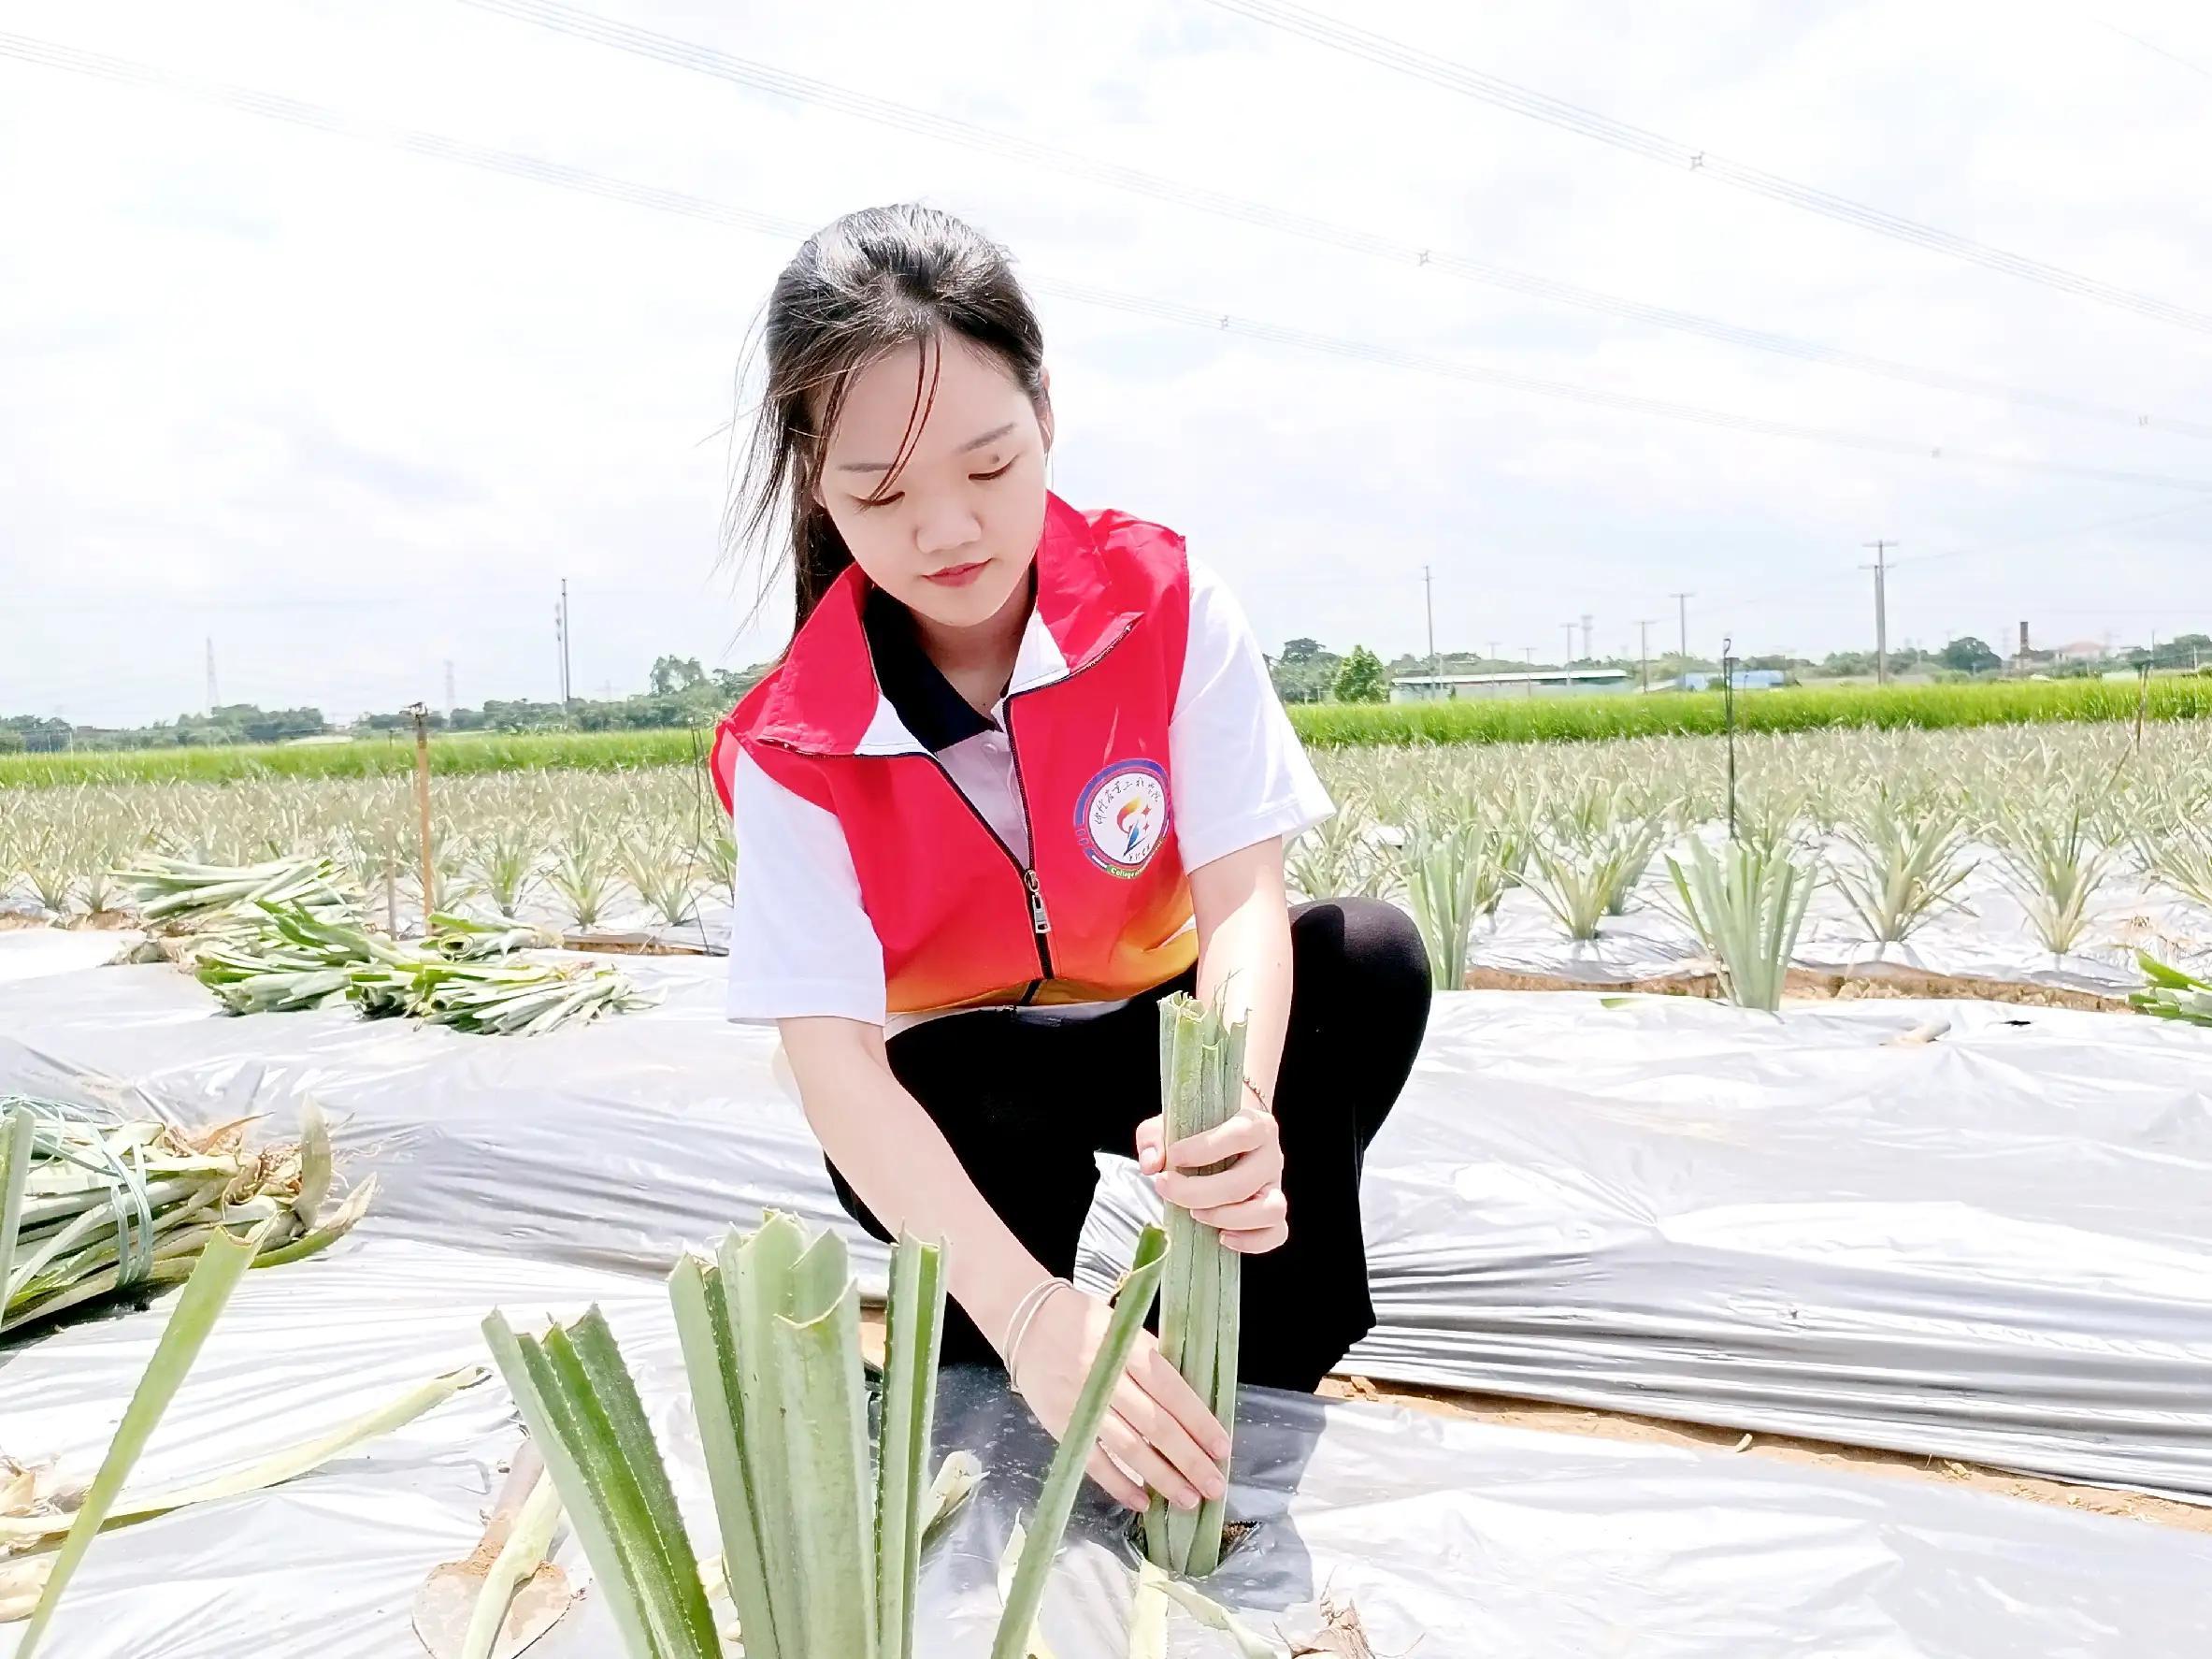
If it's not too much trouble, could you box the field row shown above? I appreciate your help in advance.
[6,728,2210,999]
[7,676,2210,785]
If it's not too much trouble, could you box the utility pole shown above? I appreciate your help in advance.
[1861,541,1896,685]
[1561,621,1577,664]
[1422,564,1438,686]
[554,600,567,704]
[205,637,219,714]
[1636,619,1656,692]
[1670,592,1694,675]
[1580,613,1594,662]
[444,659,456,719]
[1523,645,1537,697]
[1486,639,1501,668]
[560,579,574,708]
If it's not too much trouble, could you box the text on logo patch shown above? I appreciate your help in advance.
[1074,759,1171,878]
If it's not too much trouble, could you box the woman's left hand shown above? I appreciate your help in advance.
[1134,1104,1289,1255]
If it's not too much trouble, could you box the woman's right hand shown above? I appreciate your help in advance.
[1009,1285,1232,1515]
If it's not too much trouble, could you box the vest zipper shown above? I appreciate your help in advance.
[963,617,1140,998]
[912,620,1138,1000]
[782,611,1141,1007]
[914,745,1055,999]
[1003,706,1053,998]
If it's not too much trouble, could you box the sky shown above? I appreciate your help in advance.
[3,0,2209,728]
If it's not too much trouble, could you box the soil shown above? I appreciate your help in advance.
[68,910,140,931]
[856,1310,2209,1536]
[1461,961,2132,1012]
[1315,1374,2212,1535]
[558,933,709,957]
[0,915,2147,1010]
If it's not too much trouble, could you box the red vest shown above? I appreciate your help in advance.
[711,494,1198,1016]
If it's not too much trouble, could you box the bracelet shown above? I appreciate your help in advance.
[1241,1075,1271,1112]
[999,1277,1055,1363]
[1003,1277,1072,1396]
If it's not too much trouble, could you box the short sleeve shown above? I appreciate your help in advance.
[1168,557,1335,872]
[725,747,888,1025]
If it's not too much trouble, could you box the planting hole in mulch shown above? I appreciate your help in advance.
[1118,1510,1259,1570]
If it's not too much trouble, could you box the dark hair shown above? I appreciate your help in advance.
[725,205,1050,626]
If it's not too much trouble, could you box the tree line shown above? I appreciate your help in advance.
[1265,633,2212,704]
[0,655,776,754]
[8,630,2206,752]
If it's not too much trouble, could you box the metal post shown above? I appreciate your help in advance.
[1423,565,1438,686]
[1721,638,1739,839]
[407,702,433,933]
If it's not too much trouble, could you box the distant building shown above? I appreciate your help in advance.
[2056,641,2107,664]
[1678,669,1788,692]
[1391,668,1632,701]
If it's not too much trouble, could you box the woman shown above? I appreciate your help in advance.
[713,204,1430,1518]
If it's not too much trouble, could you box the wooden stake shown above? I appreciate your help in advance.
[407,702,434,932]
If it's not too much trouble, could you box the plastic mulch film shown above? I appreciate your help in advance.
[0,928,147,985]
[6,1233,2211,1658]
[1079,989,2212,1502]
[0,954,885,1293]
[10,955,2212,1500]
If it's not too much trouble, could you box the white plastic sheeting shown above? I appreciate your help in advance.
[1081,990,2212,1500]
[0,949,882,1293]
[7,952,2211,1497]
[0,928,144,985]
[1459,829,2212,994]
[7,1232,2212,1659]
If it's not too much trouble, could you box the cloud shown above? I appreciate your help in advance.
[2,0,2208,725]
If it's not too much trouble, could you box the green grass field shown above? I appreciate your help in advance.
[5,676,2206,786]
[0,728,711,787]
[1288,676,2212,747]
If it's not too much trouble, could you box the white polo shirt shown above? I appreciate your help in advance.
[725,556,1332,1030]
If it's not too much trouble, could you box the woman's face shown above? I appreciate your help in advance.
[812,333,1051,635]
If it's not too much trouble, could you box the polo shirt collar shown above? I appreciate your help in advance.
[863,581,1000,753]
[746,492,1107,759]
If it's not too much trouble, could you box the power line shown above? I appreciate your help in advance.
[446,0,2212,440]
[9,32,2212,501]
[1200,0,2212,336]
[1720,497,2212,615]
[1028,276,2212,496]
[2094,18,2212,80]
[1891,497,2212,571]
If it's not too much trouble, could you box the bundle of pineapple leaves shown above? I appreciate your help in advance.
[192,902,651,1036]
[0,1096,373,1339]
[2132,953,2212,1027]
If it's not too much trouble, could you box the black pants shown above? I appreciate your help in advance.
[826,898,1431,1394]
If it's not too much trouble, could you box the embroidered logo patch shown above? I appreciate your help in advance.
[1075,759,1171,878]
